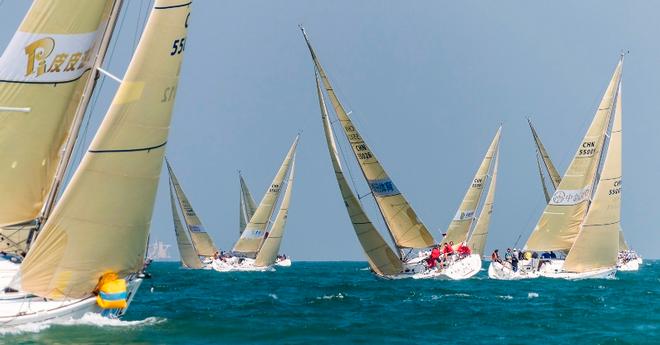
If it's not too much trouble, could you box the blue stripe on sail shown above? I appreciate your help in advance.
[368,179,400,197]
[100,291,127,301]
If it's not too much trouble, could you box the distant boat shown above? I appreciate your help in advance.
[0,0,192,325]
[490,56,624,280]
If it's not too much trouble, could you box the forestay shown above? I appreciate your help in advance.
[15,0,192,299]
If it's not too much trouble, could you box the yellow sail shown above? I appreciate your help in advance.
[314,72,402,275]
[467,148,499,257]
[239,172,258,234]
[525,58,622,252]
[166,160,217,257]
[0,0,117,252]
[301,28,434,251]
[232,136,299,256]
[16,0,192,299]
[255,158,295,267]
[564,82,622,272]
[528,119,562,189]
[618,226,628,251]
[442,127,501,246]
[169,183,203,269]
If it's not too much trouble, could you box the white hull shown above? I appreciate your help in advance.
[487,261,540,280]
[538,259,617,280]
[0,258,20,289]
[211,258,274,272]
[275,258,292,267]
[412,254,482,280]
[0,278,142,327]
[617,258,640,271]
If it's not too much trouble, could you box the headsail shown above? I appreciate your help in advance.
[167,160,217,257]
[525,58,622,252]
[467,147,499,257]
[563,81,622,272]
[442,127,501,246]
[239,172,258,234]
[535,151,552,203]
[232,136,299,256]
[169,182,203,269]
[301,27,434,251]
[314,71,402,275]
[254,157,295,267]
[528,118,562,189]
[15,0,192,299]
[0,0,120,253]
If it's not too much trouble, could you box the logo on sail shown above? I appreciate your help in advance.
[453,209,476,221]
[241,229,264,239]
[550,186,591,206]
[369,178,400,197]
[189,225,205,233]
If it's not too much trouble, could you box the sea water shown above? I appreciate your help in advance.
[2,261,658,344]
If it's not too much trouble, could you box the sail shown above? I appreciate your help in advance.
[442,127,501,246]
[528,119,562,189]
[169,183,203,269]
[15,0,192,299]
[618,226,629,251]
[239,173,258,234]
[301,28,434,251]
[314,72,402,275]
[525,58,622,252]
[467,149,499,257]
[166,160,217,257]
[232,136,299,256]
[0,0,118,252]
[254,158,295,267]
[535,152,552,203]
[564,82,622,272]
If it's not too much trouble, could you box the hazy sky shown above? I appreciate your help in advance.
[1,1,659,260]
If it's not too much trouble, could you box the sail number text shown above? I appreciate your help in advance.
[578,141,596,156]
[170,37,186,56]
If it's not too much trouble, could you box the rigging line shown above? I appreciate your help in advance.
[132,0,144,50]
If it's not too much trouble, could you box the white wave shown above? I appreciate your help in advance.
[0,322,52,335]
[269,293,279,300]
[0,313,165,335]
[497,295,513,300]
[317,293,344,300]
[528,292,539,299]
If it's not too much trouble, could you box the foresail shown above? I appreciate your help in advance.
[16,0,192,299]
[255,158,295,267]
[239,173,258,234]
[169,183,203,269]
[536,152,552,203]
[525,58,622,252]
[618,226,629,251]
[0,0,117,252]
[564,81,622,272]
[467,149,499,257]
[233,136,299,256]
[301,28,434,251]
[528,119,562,189]
[442,127,500,246]
[167,160,217,257]
[314,72,402,275]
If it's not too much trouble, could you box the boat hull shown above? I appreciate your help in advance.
[487,261,540,280]
[412,254,482,280]
[211,258,274,272]
[275,258,292,267]
[616,259,639,271]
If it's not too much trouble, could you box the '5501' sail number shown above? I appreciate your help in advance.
[170,37,186,56]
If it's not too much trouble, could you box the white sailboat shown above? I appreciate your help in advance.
[0,0,192,325]
[489,57,624,280]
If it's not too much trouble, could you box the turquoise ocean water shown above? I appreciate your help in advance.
[2,261,658,344]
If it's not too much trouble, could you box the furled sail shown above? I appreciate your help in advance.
[239,172,258,234]
[564,82,622,272]
[314,72,402,275]
[232,136,299,256]
[16,0,192,299]
[166,160,217,257]
[442,127,501,246]
[525,58,622,252]
[255,158,295,267]
[528,119,562,189]
[467,148,499,257]
[169,182,203,269]
[0,0,119,253]
[301,28,434,251]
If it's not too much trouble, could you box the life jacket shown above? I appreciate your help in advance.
[96,273,128,309]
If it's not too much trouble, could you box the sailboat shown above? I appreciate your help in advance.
[211,136,298,272]
[0,0,192,325]
[0,0,123,289]
[527,117,640,271]
[489,57,624,280]
[167,160,218,270]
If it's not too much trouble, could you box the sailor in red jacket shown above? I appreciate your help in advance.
[457,242,472,257]
[427,246,441,268]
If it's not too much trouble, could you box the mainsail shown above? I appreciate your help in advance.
[0,0,121,253]
[314,72,402,275]
[254,158,295,267]
[301,28,434,252]
[169,182,203,269]
[239,172,258,234]
[467,148,499,257]
[563,82,622,272]
[442,127,501,246]
[232,136,299,256]
[16,0,192,299]
[167,160,217,257]
[525,58,622,252]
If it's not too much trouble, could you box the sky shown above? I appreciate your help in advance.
[1,1,659,260]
